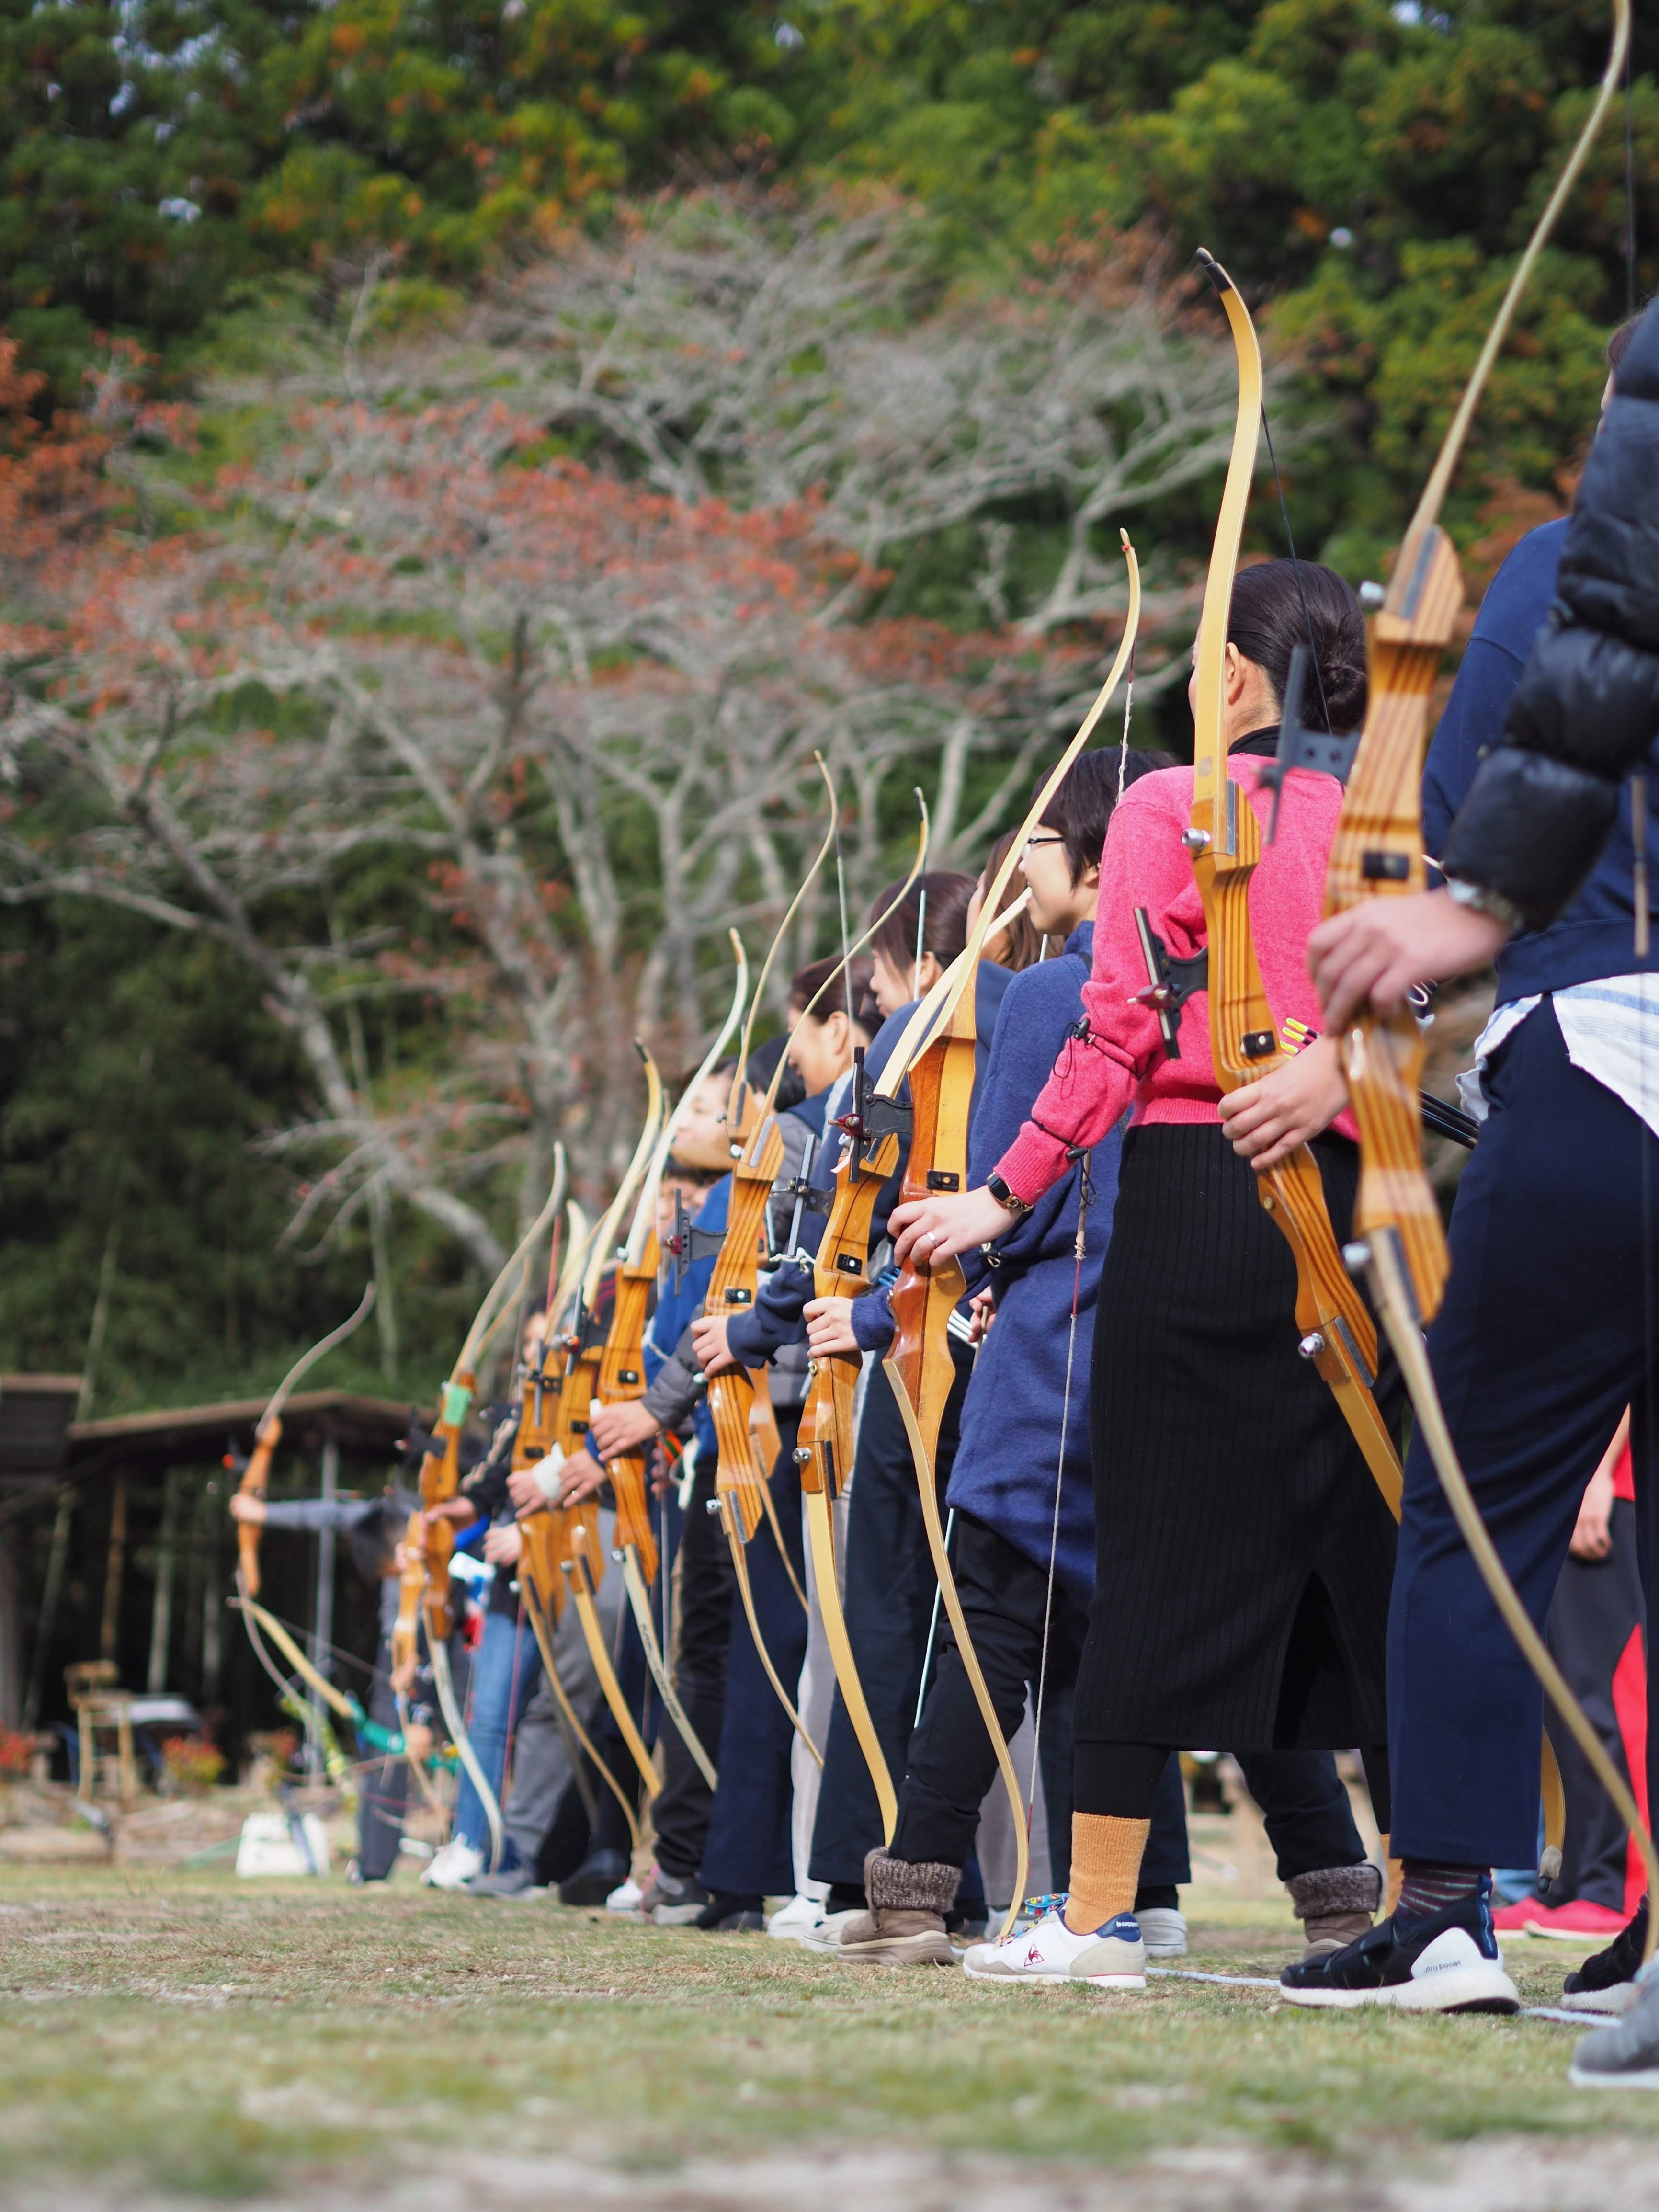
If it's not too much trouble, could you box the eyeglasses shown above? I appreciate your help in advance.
[1022,834,1065,856]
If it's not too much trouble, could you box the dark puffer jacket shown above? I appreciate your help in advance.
[1440,295,1659,930]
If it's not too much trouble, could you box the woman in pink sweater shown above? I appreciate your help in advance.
[892,560,1401,1987]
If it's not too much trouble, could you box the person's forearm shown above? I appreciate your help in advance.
[642,1347,701,1430]
[726,1261,811,1364]
[996,1029,1136,1204]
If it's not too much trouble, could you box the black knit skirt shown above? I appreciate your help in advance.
[1075,1123,1401,1751]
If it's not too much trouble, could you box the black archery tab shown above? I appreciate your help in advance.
[1262,642,1362,843]
[667,1188,726,1291]
[837,1046,910,1167]
[1130,905,1209,1058]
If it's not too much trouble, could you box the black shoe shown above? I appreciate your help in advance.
[558,1847,628,1908]
[694,1892,764,1931]
[1280,1877,1519,2014]
[1563,1895,1648,2015]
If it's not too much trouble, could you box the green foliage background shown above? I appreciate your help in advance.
[2,0,1654,1411]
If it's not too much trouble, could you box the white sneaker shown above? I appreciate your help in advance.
[766,1893,827,1944]
[606,1876,644,1914]
[422,1839,486,1891]
[797,1907,868,1955]
[1137,1905,1188,1958]
[962,1907,1146,1988]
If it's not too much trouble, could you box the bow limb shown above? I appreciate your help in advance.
[1402,0,1632,555]
[617,1541,719,1792]
[428,1635,505,1872]
[715,1492,823,1765]
[1357,1233,1659,1962]
[237,1593,360,1723]
[517,1549,641,1850]
[562,1522,662,1804]
[1190,253,1402,1516]
[883,1357,1026,1940]
[728,757,839,1134]
[232,1282,378,1602]
[802,1475,897,1840]
[767,794,932,1094]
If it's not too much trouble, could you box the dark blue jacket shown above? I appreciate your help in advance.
[943,924,1123,1601]
[1422,517,1659,1002]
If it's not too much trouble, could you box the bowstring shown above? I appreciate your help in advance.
[1027,1153,1093,1863]
[1115,641,1137,803]
[1633,72,1655,1750]
[835,844,855,1034]
[1261,402,1332,735]
[1626,36,1637,319]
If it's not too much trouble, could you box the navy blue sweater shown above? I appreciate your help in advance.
[945,924,1124,1602]
[1422,518,1659,1002]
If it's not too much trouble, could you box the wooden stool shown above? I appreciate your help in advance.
[67,1662,139,1807]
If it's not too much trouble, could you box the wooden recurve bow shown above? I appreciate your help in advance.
[555,1050,668,1805]
[702,795,934,1778]
[1189,252,1404,1518]
[511,1197,646,1853]
[882,536,1142,1939]
[587,941,750,1795]
[791,894,1031,1842]
[390,1157,566,1869]
[1315,0,1651,1925]
[230,1285,378,1750]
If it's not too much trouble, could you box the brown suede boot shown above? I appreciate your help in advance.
[831,1848,959,1967]
[1286,1862,1384,1961]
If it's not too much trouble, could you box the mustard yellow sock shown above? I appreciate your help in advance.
[1062,1814,1150,1933]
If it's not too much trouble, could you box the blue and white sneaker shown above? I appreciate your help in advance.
[962,1905,1146,1988]
[1280,1876,1519,2014]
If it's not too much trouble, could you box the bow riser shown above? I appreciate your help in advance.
[797,1131,900,1503]
[1324,551,1463,1328]
[235,1418,281,1601]
[708,1122,786,1542]
[594,1239,661,1584]
[886,1015,977,1461]
[417,1382,473,1646]
[562,1524,663,1803]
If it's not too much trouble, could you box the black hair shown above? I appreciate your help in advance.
[1035,745,1180,884]
[868,870,976,977]
[1227,559,1367,735]
[788,953,874,1018]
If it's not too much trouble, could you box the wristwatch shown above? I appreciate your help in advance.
[986,1172,1033,1218]
[1445,875,1525,932]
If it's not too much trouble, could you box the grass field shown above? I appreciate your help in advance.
[0,1865,1655,2209]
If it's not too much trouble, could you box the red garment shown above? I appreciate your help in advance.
[1613,1437,1636,1502]
[998,756,1355,1203]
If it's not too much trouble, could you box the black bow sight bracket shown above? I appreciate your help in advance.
[1260,642,1362,843]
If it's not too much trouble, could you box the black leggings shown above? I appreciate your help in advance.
[1076,1738,1391,1883]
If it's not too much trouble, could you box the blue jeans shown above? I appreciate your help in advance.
[452,1608,542,1859]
